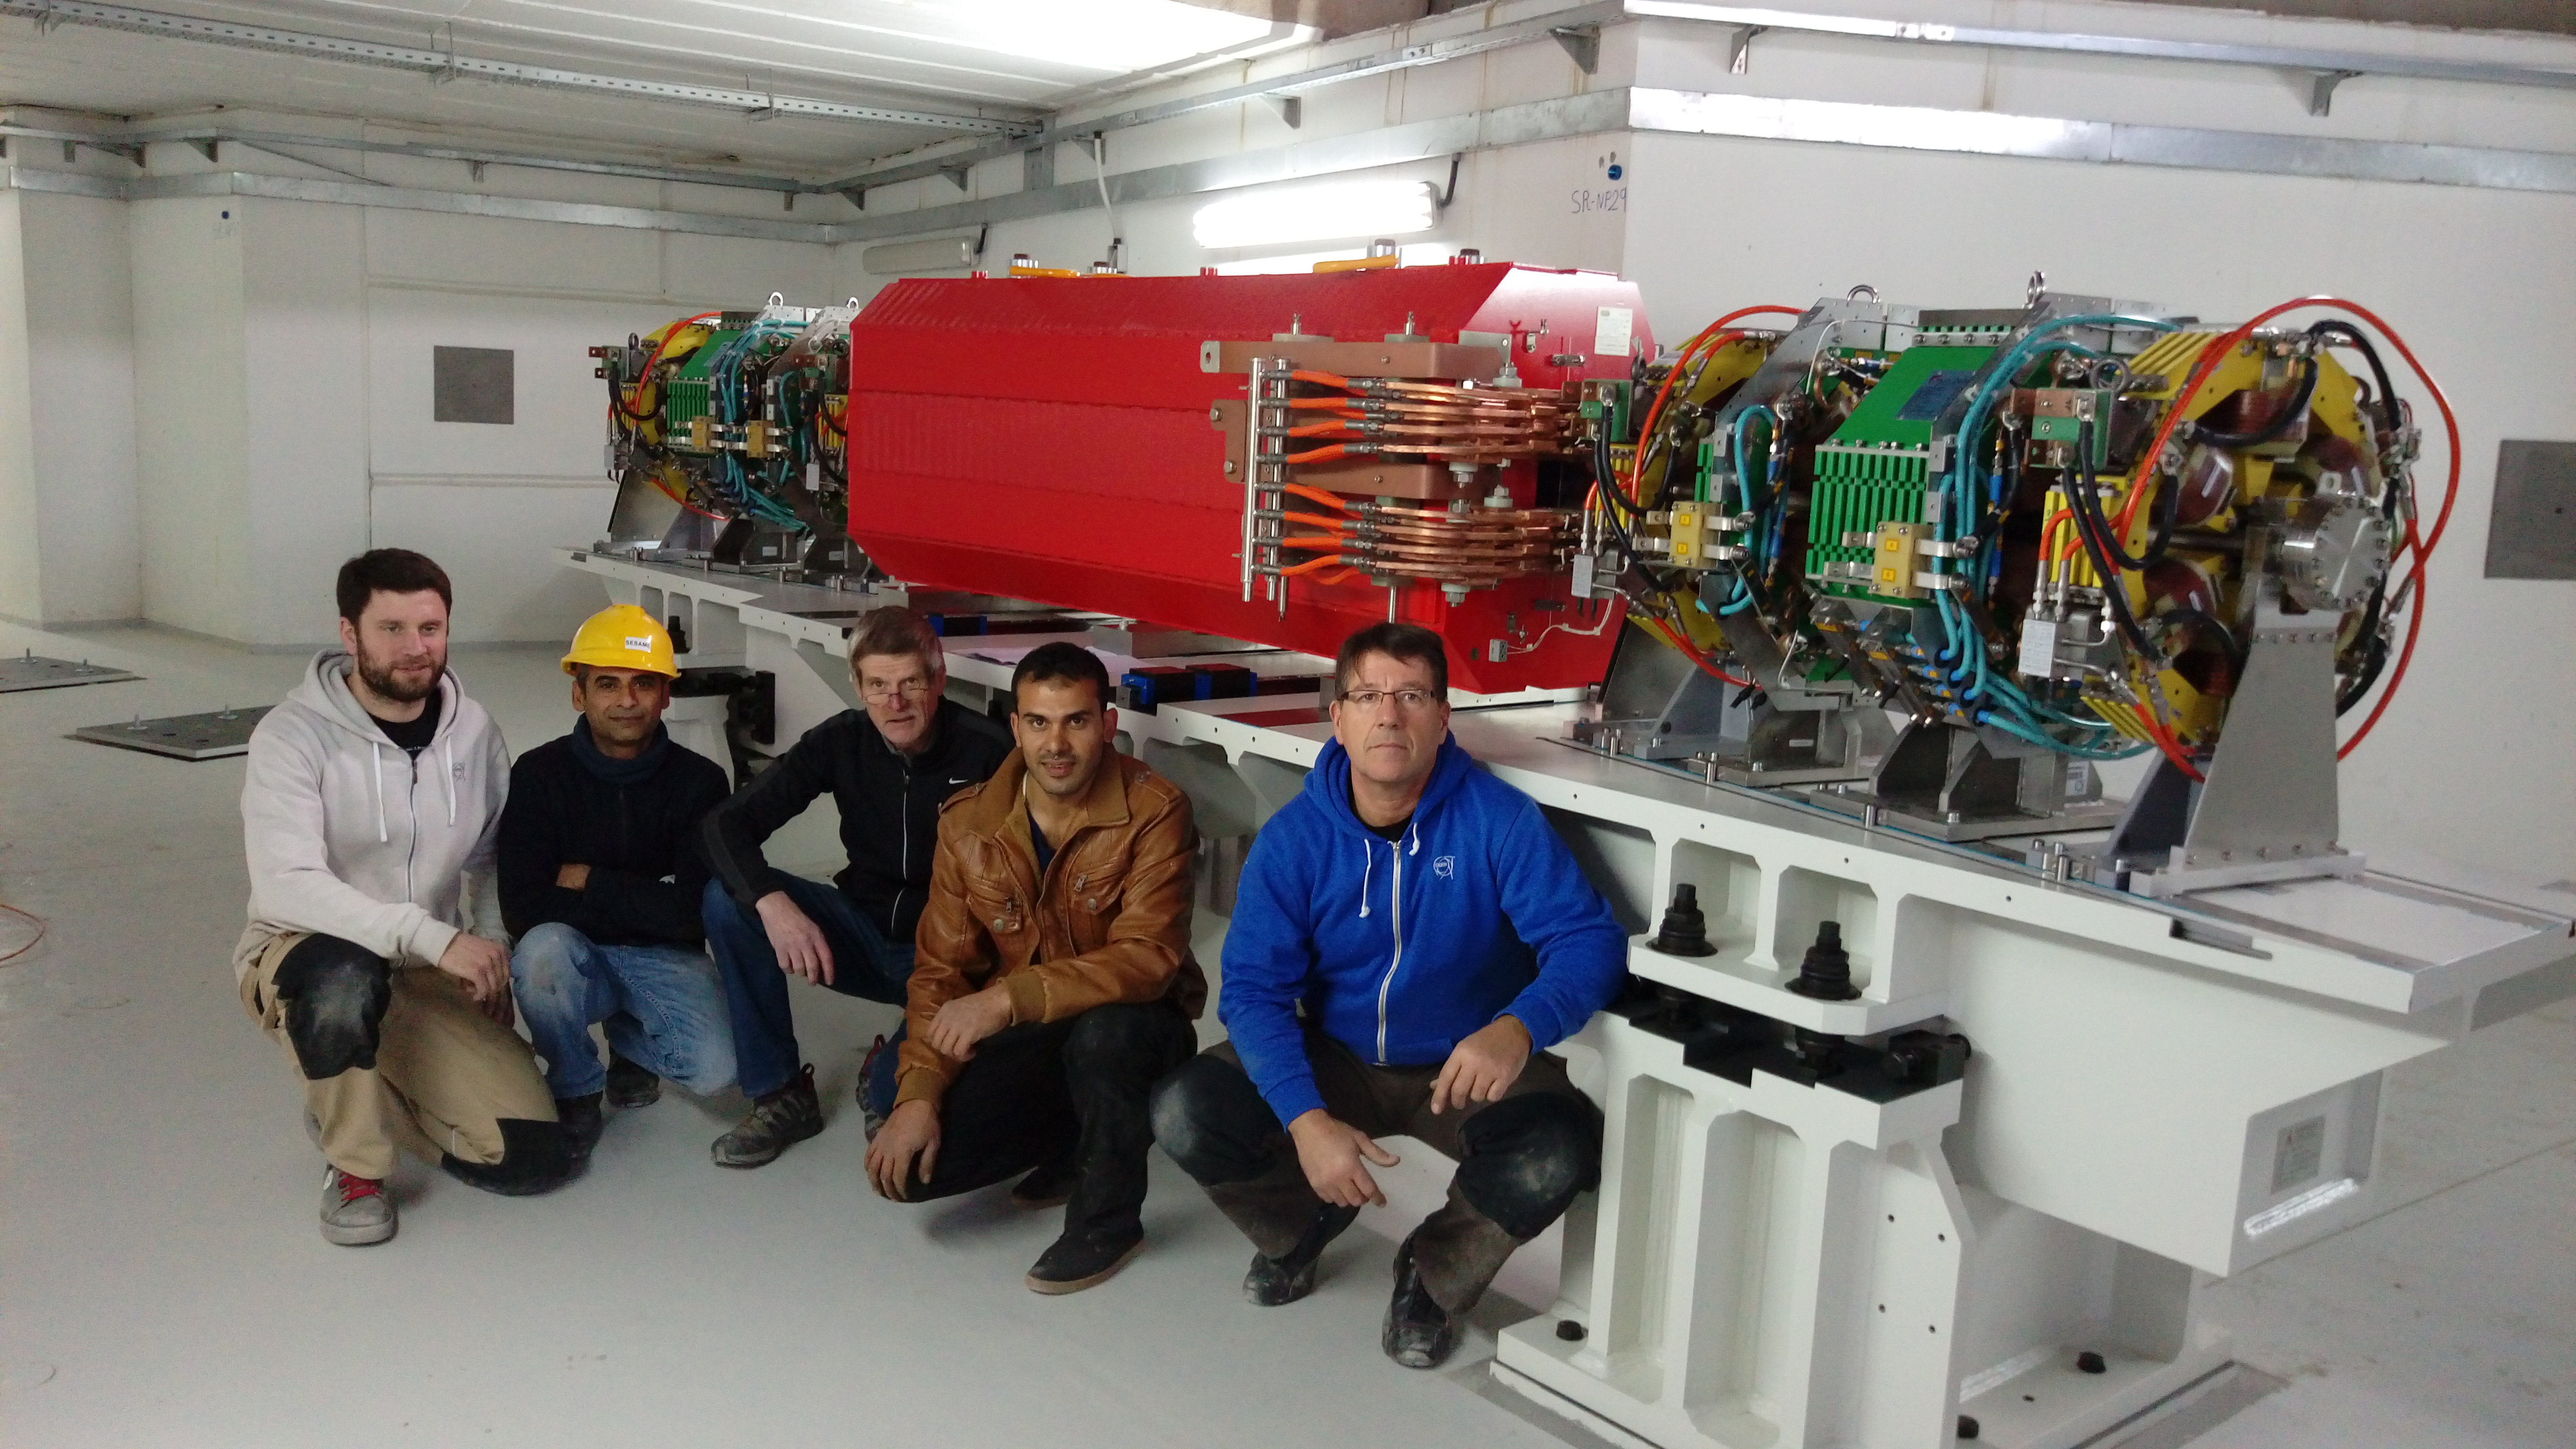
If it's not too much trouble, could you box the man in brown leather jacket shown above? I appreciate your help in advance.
[863,641,1204,1294]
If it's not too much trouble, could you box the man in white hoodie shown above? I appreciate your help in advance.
[235,549,568,1246]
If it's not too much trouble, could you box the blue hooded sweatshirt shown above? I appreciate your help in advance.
[1219,734,1628,1126]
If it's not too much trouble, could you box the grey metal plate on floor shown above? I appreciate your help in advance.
[70,706,271,760]
[0,653,142,693]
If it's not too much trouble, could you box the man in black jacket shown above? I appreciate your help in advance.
[701,605,1012,1167]
[501,606,735,1169]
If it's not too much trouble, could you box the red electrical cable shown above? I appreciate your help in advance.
[1642,615,1752,687]
[2102,296,2455,763]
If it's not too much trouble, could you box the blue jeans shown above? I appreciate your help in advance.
[702,876,912,1104]
[510,923,737,1100]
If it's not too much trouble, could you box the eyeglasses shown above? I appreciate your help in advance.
[1340,688,1440,713]
[860,680,934,703]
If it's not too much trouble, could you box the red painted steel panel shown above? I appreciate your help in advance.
[848,263,1647,693]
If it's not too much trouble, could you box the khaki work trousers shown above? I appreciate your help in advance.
[241,932,555,1181]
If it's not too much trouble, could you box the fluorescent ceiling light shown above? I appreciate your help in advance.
[880,1,1290,74]
[1193,179,1439,251]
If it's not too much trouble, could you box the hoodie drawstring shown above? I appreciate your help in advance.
[440,739,457,826]
[370,741,388,843]
[1358,837,1373,918]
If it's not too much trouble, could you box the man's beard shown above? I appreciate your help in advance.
[356,651,441,705]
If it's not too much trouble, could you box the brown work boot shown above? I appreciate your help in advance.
[710,1064,823,1169]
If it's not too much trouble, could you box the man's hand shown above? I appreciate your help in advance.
[1429,1015,1531,1116]
[923,983,1013,1061]
[755,891,835,986]
[1288,1110,1400,1208]
[435,931,515,1027]
[864,1099,941,1200]
[554,862,591,891]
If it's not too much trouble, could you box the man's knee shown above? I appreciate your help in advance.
[1456,1092,1603,1240]
[1150,1053,1276,1184]
[668,1036,738,1097]
[701,879,755,942]
[441,1116,571,1196]
[1064,1003,1188,1079]
[271,934,393,1080]
[509,923,593,1000]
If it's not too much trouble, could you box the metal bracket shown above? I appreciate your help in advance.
[468,159,486,183]
[2307,69,2361,116]
[1022,145,1053,191]
[1730,24,1767,76]
[189,138,217,163]
[938,164,970,192]
[1265,95,1301,129]
[1552,24,1600,76]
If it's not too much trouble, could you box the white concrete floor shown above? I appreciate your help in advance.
[0,621,2569,1448]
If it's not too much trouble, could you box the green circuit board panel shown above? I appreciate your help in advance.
[1805,343,1998,602]
[660,327,743,445]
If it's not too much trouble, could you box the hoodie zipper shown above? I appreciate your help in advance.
[1374,831,1406,1063]
[403,749,422,905]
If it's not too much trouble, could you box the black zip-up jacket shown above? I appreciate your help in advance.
[497,723,732,947]
[701,699,1012,943]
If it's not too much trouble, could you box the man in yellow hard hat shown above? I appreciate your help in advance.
[496,604,736,1168]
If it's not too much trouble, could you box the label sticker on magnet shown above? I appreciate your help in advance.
[1595,306,1633,358]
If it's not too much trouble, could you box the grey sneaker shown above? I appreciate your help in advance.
[320,1166,396,1247]
[711,1065,823,1168]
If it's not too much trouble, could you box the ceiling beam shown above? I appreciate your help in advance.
[0,0,1039,136]
[821,1,1623,197]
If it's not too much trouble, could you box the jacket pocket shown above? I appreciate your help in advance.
[1063,844,1130,919]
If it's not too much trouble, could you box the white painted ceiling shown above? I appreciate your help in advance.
[0,0,1307,174]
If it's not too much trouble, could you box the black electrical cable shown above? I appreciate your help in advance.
[2306,320,2399,445]
[2065,502,2158,661]
[2058,428,2159,661]
[2066,421,2161,573]
[2187,356,2319,449]
[2334,592,2392,714]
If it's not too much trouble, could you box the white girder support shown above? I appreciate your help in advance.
[562,550,2576,1449]
[1501,1010,1969,1448]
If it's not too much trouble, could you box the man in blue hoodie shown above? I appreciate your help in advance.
[1152,622,1626,1368]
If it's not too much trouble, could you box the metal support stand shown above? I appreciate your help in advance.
[2126,586,2365,897]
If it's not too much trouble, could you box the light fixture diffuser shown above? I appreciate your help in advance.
[1193,178,1439,251]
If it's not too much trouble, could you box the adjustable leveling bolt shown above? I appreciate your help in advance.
[1787,920,1859,1000]
[1650,883,1717,957]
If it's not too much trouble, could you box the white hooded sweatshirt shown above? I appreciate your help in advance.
[233,650,511,982]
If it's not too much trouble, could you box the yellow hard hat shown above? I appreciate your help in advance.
[563,604,678,678]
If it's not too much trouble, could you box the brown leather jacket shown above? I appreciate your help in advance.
[896,749,1205,1110]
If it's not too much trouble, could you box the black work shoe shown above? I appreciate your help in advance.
[605,1054,661,1110]
[1381,1234,1461,1369]
[710,1065,823,1169]
[1009,1158,1078,1210]
[1025,1227,1146,1296]
[1244,1202,1362,1307]
[855,1035,890,1139]
[556,1092,605,1169]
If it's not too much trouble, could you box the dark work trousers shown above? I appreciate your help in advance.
[702,876,913,1102]
[904,1000,1198,1241]
[1152,1024,1601,1314]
